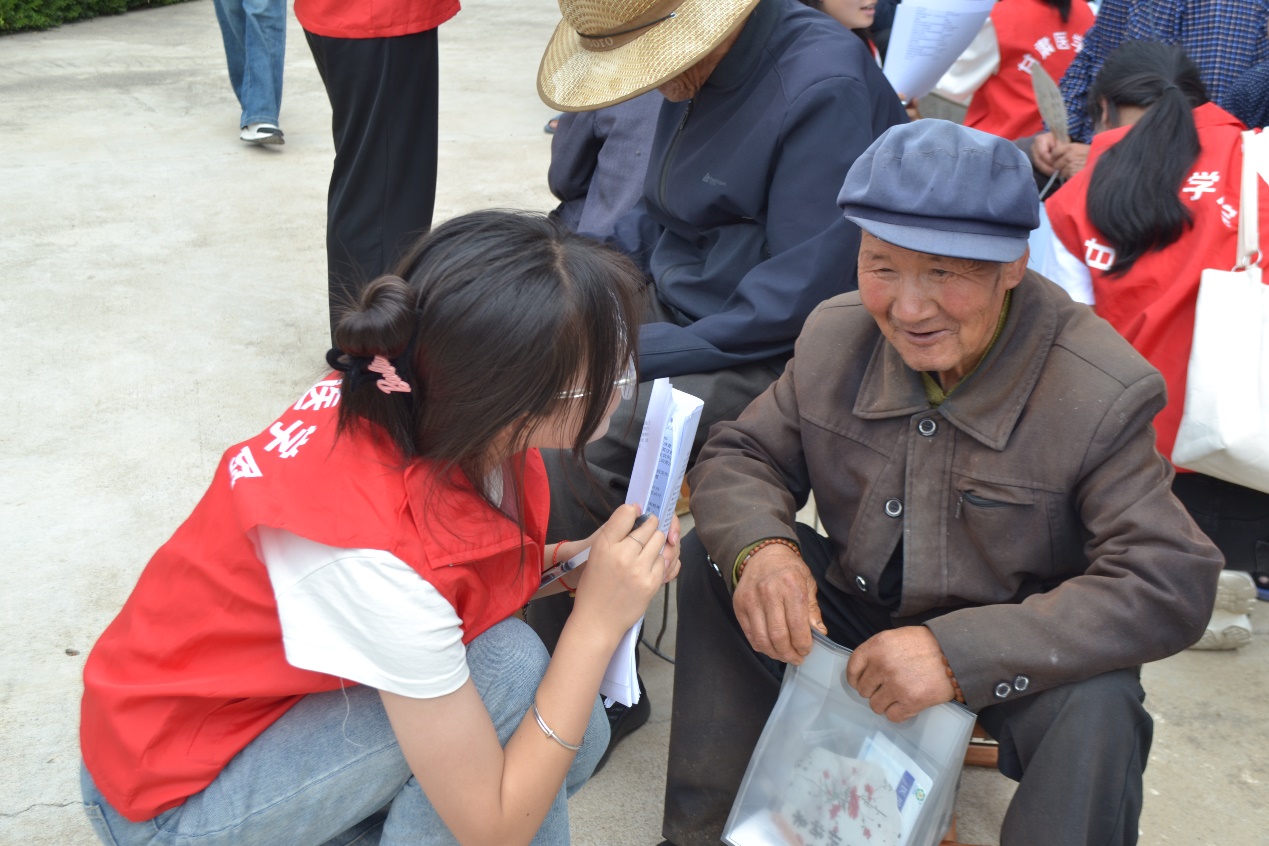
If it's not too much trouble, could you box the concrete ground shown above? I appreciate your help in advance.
[1,2,1265,844]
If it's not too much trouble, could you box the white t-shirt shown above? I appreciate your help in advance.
[255,526,469,699]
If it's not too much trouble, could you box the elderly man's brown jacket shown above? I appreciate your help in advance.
[688,272,1222,711]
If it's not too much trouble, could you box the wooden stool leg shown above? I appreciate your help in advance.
[964,721,1000,769]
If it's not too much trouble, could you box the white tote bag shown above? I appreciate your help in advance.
[1172,130,1269,493]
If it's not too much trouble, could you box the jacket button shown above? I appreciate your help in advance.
[918,417,938,436]
[884,498,903,517]
[855,574,868,592]
[1013,675,1030,692]
[994,682,1012,699]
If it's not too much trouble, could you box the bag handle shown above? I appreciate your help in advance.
[1236,130,1262,270]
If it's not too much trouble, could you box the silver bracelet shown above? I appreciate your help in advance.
[532,703,582,752]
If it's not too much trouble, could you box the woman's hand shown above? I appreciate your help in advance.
[572,504,671,634]
[895,92,922,122]
[661,514,683,584]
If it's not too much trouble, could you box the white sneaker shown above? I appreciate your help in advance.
[240,123,284,145]
[1215,569,1257,614]
[1191,571,1255,650]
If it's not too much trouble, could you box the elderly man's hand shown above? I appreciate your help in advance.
[1029,131,1058,175]
[845,627,956,722]
[1053,141,1090,180]
[733,545,828,665]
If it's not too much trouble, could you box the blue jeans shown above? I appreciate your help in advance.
[212,0,286,127]
[80,618,608,845]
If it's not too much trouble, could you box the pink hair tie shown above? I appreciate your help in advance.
[368,355,412,394]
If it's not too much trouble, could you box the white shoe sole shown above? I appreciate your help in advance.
[1192,610,1253,650]
[1215,570,1257,615]
[239,124,284,145]
[241,132,284,146]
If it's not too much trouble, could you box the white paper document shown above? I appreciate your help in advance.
[859,734,934,846]
[599,378,703,706]
[883,0,995,101]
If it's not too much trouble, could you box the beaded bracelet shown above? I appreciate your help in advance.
[733,537,801,586]
[941,653,966,704]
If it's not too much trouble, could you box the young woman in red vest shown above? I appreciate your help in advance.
[79,210,682,845]
[1044,42,1269,640]
[937,0,1096,141]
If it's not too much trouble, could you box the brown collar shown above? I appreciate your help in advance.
[852,272,1058,452]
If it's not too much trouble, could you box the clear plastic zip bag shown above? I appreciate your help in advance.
[724,633,977,846]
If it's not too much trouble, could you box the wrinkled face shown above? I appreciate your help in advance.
[821,0,877,30]
[656,25,744,102]
[857,232,1026,391]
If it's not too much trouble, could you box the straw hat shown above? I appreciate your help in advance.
[538,0,763,112]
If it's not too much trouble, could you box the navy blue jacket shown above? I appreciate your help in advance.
[617,0,907,380]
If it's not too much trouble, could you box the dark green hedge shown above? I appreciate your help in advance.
[1,0,192,34]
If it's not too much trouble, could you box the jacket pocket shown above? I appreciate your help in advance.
[960,490,1015,509]
[950,478,1053,599]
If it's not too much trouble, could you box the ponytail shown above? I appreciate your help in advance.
[1084,42,1208,275]
[329,275,420,455]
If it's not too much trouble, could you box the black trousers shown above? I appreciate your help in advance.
[1172,471,1269,593]
[663,525,1153,846]
[303,28,440,339]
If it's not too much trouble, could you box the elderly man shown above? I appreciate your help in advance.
[660,121,1222,846]
[531,0,906,759]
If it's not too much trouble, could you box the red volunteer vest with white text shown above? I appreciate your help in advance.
[965,0,1095,140]
[1046,105,1266,461]
[80,374,547,821]
[293,0,459,39]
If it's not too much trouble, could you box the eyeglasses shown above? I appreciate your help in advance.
[556,359,637,401]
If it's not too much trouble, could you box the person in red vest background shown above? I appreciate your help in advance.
[78,210,682,846]
[937,0,1096,141]
[1044,41,1269,647]
[296,0,455,340]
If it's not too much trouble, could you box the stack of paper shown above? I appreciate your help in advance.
[599,378,703,707]
[882,0,995,101]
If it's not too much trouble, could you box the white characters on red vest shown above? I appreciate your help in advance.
[1216,196,1239,229]
[1182,171,1221,202]
[265,420,318,459]
[1018,31,1084,75]
[294,379,342,412]
[228,445,263,487]
[1084,237,1117,271]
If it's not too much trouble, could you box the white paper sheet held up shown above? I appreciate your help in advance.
[599,378,703,707]
[883,0,994,101]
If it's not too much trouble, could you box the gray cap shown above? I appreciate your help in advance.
[838,120,1040,262]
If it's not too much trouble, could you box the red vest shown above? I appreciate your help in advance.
[294,0,459,39]
[1046,104,1264,462]
[965,0,1095,141]
[80,375,547,821]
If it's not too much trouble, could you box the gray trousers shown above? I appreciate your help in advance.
[663,525,1153,846]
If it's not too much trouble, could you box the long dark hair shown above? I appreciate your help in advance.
[1040,0,1072,24]
[1083,42,1208,275]
[328,209,645,512]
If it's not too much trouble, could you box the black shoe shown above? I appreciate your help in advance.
[592,676,650,774]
